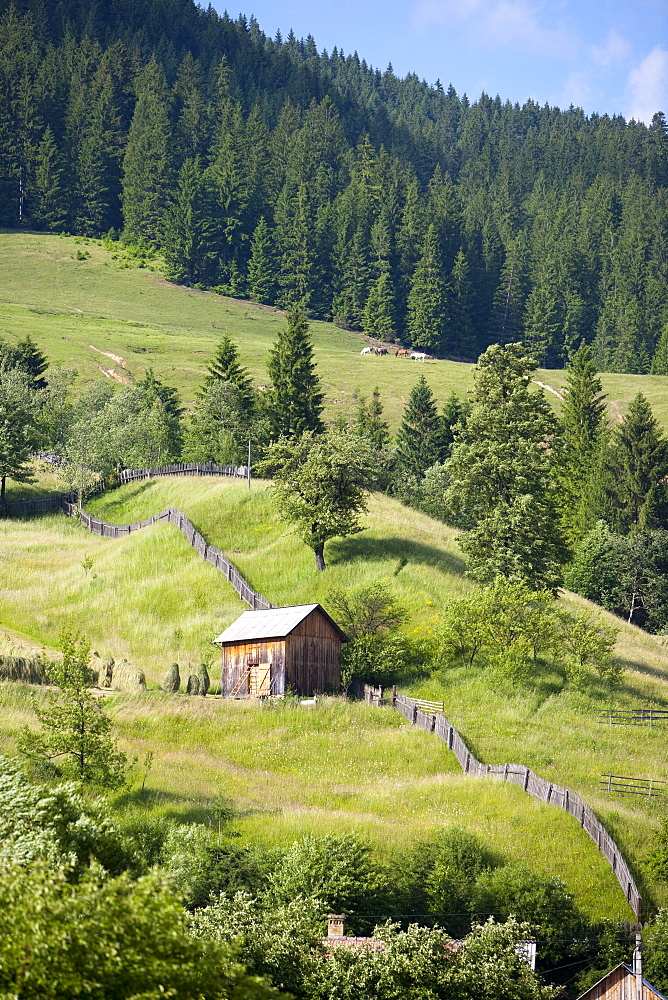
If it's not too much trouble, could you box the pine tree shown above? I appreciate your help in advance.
[203,335,255,413]
[407,225,449,352]
[363,273,396,341]
[247,216,276,304]
[163,157,219,286]
[556,343,607,546]
[652,324,668,375]
[355,386,390,452]
[122,58,173,245]
[276,184,315,310]
[266,308,324,438]
[0,367,38,513]
[395,375,441,479]
[449,250,475,355]
[612,393,668,531]
[32,126,67,231]
[331,226,369,329]
[446,343,567,591]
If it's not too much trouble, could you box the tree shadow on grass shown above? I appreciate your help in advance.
[114,786,219,824]
[618,656,668,686]
[327,534,467,578]
[94,480,155,513]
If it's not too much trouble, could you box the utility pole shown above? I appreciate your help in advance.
[247,439,251,490]
[633,929,643,1000]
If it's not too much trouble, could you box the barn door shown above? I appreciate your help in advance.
[249,663,271,696]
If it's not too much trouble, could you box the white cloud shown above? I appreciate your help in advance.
[411,0,575,57]
[591,29,631,69]
[626,46,668,123]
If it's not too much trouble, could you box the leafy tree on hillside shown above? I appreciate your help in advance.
[355,386,391,452]
[446,343,567,591]
[265,428,377,570]
[1,334,49,389]
[204,336,255,413]
[18,629,129,788]
[266,308,324,438]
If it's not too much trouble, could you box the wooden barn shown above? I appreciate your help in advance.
[213,604,347,698]
[577,961,667,1000]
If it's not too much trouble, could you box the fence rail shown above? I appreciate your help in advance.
[364,685,642,920]
[598,708,668,727]
[117,462,247,484]
[601,774,667,798]
[59,501,273,611]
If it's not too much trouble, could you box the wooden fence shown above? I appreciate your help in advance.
[364,684,642,920]
[601,774,667,798]
[60,502,273,611]
[117,462,247,484]
[598,708,668,727]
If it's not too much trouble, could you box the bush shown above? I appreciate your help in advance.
[162,662,180,693]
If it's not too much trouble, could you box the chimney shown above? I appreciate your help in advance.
[327,915,344,938]
[633,931,643,1000]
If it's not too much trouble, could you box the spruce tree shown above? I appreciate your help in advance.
[651,323,668,375]
[556,343,607,546]
[163,157,219,286]
[203,336,255,413]
[612,393,668,531]
[33,127,67,231]
[407,225,449,352]
[446,343,567,591]
[356,387,390,452]
[266,308,324,438]
[395,376,442,479]
[0,367,38,513]
[247,216,276,304]
[363,273,396,341]
[449,250,475,355]
[122,58,173,245]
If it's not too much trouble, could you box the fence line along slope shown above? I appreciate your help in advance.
[365,686,641,920]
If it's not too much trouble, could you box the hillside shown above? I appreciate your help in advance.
[1,232,668,430]
[3,473,668,918]
[1,0,667,370]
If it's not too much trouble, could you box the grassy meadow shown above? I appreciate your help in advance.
[3,474,668,917]
[1,230,667,429]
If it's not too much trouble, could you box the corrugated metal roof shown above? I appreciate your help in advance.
[213,604,323,644]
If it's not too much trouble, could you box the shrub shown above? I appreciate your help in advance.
[162,662,180,693]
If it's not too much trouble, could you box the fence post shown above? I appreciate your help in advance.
[524,767,530,791]
[392,684,397,707]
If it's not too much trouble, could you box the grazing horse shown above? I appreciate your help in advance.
[395,348,409,357]
[373,347,388,355]
[360,346,373,355]
[410,351,427,361]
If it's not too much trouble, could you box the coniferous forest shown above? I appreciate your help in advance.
[1,0,668,371]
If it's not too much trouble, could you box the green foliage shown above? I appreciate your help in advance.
[395,375,443,480]
[446,343,567,591]
[644,909,668,995]
[326,581,409,689]
[609,392,668,532]
[266,427,378,570]
[0,756,134,877]
[558,610,621,685]
[407,224,449,352]
[566,522,668,631]
[0,862,283,1000]
[266,307,324,438]
[0,365,39,510]
[17,628,129,788]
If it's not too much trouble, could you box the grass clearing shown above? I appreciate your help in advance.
[0,682,631,921]
[1,230,667,428]
[3,474,668,916]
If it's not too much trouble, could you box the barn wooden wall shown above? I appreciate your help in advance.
[221,640,286,696]
[285,614,341,696]
[579,967,663,1000]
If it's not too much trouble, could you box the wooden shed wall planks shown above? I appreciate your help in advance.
[221,640,286,697]
[285,613,341,696]
[578,966,665,1000]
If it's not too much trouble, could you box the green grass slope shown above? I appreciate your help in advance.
[3,474,668,916]
[1,230,667,428]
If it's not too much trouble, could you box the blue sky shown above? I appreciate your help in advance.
[214,0,667,124]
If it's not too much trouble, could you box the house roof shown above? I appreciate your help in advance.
[213,604,347,644]
[577,963,668,1000]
